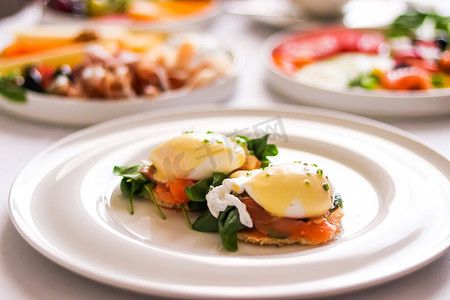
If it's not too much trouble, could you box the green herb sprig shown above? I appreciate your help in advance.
[113,164,165,219]
[237,134,278,168]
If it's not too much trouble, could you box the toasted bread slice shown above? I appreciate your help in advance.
[147,191,189,211]
[237,207,344,246]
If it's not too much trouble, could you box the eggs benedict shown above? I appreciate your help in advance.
[114,131,276,214]
[204,162,343,249]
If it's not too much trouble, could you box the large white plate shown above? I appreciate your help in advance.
[0,32,242,127]
[9,106,450,299]
[42,1,223,31]
[261,29,450,118]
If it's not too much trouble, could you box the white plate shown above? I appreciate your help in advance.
[42,1,223,31]
[0,32,242,127]
[9,106,450,299]
[261,30,450,118]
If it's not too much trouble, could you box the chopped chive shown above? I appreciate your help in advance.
[323,183,329,191]
[317,169,323,176]
[203,139,210,143]
[304,179,310,185]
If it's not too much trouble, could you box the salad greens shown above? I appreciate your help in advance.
[113,164,165,218]
[349,73,381,90]
[237,134,279,168]
[387,9,450,42]
[0,75,27,103]
[218,207,247,252]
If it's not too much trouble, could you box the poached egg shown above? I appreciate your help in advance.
[206,162,335,227]
[149,132,246,183]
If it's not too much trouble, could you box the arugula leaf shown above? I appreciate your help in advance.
[185,172,228,202]
[192,210,219,232]
[0,76,27,103]
[244,134,279,168]
[218,206,246,252]
[113,164,151,214]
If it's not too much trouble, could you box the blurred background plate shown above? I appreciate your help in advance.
[261,28,450,118]
[0,30,243,127]
[42,0,223,31]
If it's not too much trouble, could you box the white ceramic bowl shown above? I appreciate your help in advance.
[261,29,450,118]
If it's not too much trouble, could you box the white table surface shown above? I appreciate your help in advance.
[1,5,449,300]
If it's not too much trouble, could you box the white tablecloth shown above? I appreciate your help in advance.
[1,5,449,300]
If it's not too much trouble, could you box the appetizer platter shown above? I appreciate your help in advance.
[9,106,450,299]
[43,0,222,30]
[0,24,241,126]
[262,10,450,117]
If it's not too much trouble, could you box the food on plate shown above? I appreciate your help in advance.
[201,162,343,251]
[113,133,343,251]
[0,25,232,102]
[113,132,278,215]
[47,0,216,23]
[272,10,450,91]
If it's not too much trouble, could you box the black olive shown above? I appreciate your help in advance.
[53,64,73,82]
[22,66,43,93]
[435,36,448,51]
[47,0,74,13]
[394,62,410,69]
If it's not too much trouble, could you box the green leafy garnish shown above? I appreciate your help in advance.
[431,74,445,88]
[192,210,219,232]
[113,164,165,219]
[185,172,228,202]
[331,192,344,211]
[238,134,279,168]
[387,10,450,40]
[0,75,27,103]
[218,207,246,252]
[193,206,247,251]
[349,73,381,90]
